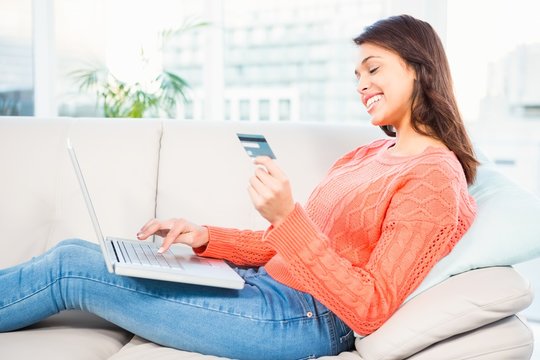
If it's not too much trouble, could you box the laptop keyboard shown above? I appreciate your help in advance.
[115,240,182,269]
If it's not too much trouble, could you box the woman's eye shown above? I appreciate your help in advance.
[369,67,379,74]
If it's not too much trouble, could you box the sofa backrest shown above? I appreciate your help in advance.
[0,117,163,267]
[156,120,382,229]
[0,117,382,267]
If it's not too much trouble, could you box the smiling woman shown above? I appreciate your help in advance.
[354,45,416,129]
[0,14,480,359]
[353,15,478,185]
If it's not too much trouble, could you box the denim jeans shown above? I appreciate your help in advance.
[0,239,354,359]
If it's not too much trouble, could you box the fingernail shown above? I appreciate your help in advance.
[157,247,165,254]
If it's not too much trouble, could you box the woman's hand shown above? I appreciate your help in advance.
[137,218,209,253]
[248,156,295,227]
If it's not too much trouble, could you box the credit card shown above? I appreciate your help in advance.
[237,133,276,159]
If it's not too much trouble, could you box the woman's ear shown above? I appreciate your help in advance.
[410,64,418,81]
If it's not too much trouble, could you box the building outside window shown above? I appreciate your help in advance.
[167,0,386,123]
[446,0,540,123]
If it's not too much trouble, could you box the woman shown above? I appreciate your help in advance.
[0,15,477,359]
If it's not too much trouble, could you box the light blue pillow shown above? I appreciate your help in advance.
[407,148,540,300]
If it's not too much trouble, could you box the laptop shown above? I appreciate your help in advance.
[66,138,245,290]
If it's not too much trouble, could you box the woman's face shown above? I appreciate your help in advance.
[355,43,416,130]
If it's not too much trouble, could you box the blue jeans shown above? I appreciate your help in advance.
[0,239,354,359]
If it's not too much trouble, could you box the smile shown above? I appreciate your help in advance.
[367,94,383,111]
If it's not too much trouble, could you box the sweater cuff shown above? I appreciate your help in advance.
[263,203,327,260]
[193,226,238,259]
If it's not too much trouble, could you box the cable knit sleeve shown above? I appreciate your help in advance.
[262,163,475,335]
[193,140,386,268]
[193,227,275,266]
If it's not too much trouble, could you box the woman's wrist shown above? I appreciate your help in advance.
[271,202,296,228]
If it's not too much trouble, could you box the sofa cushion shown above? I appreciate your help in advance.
[408,149,540,298]
[0,310,132,360]
[109,335,363,360]
[356,266,533,360]
[406,315,533,360]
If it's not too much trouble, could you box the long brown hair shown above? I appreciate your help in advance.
[353,15,478,184]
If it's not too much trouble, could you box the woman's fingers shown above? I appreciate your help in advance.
[137,219,172,240]
[137,218,208,253]
[138,218,157,235]
[253,156,286,180]
[159,220,187,253]
[248,156,295,226]
[247,182,264,209]
[250,161,289,198]
[249,171,274,198]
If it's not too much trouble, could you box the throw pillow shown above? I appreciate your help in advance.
[407,148,540,300]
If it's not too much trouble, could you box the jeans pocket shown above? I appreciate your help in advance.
[292,290,313,316]
[335,317,355,352]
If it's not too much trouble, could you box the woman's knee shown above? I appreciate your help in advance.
[56,238,99,251]
[49,239,102,269]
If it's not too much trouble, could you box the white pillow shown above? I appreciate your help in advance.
[407,148,540,300]
[357,267,532,360]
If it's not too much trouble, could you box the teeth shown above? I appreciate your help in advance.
[367,95,382,108]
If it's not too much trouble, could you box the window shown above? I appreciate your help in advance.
[25,0,538,124]
[55,0,207,118]
[278,99,291,121]
[0,0,33,115]
[220,0,387,123]
[446,0,540,122]
[239,99,250,121]
[258,99,270,121]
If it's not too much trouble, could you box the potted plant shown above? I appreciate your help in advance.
[70,19,208,118]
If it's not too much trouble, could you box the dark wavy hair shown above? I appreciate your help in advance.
[353,15,478,184]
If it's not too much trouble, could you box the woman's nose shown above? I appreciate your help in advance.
[356,77,369,94]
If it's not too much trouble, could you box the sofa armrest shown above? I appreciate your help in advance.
[356,266,533,360]
[407,315,533,360]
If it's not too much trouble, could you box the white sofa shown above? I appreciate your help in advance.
[0,117,537,359]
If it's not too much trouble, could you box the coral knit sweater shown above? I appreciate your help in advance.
[195,138,477,335]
